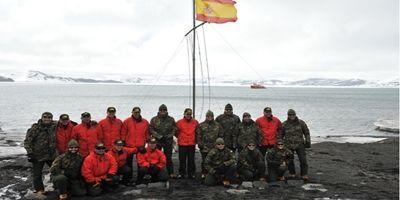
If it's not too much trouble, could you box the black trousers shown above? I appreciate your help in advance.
[157,143,174,175]
[268,164,287,182]
[32,160,53,191]
[178,145,196,176]
[136,166,169,184]
[288,146,308,176]
[205,165,237,186]
[238,162,266,181]
[87,176,119,196]
[118,165,133,184]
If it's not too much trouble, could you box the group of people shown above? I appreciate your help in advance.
[24,103,311,199]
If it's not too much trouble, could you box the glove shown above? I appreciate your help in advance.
[304,141,311,148]
[27,153,35,162]
[138,146,146,154]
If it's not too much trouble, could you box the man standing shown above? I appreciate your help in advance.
[24,112,57,194]
[235,112,262,153]
[256,107,282,156]
[150,104,177,178]
[266,139,294,182]
[106,140,133,186]
[279,109,311,181]
[81,143,119,196]
[98,107,126,151]
[122,107,149,167]
[136,138,169,185]
[56,114,77,154]
[73,112,101,157]
[216,103,240,152]
[176,108,199,179]
[204,138,237,187]
[237,142,266,181]
[196,110,223,178]
[50,139,86,199]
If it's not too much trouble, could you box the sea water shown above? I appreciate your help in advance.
[0,83,398,153]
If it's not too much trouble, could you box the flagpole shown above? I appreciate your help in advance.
[192,0,196,119]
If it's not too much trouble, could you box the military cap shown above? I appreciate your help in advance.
[264,107,272,113]
[242,112,251,117]
[107,107,116,113]
[41,112,53,118]
[59,114,69,120]
[225,103,233,110]
[159,104,168,111]
[287,109,296,115]
[81,112,91,118]
[215,138,225,145]
[95,142,106,149]
[114,140,124,146]
[68,139,79,148]
[206,110,214,117]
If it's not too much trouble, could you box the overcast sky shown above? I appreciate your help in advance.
[0,0,398,80]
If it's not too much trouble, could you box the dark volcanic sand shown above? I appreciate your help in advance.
[0,138,398,200]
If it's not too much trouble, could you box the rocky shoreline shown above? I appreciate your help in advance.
[0,138,398,200]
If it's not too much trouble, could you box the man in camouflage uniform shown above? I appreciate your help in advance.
[279,109,311,181]
[216,103,240,152]
[150,104,177,178]
[24,112,57,194]
[266,139,294,182]
[237,142,266,181]
[235,112,262,153]
[196,110,223,177]
[50,139,86,199]
[204,138,237,186]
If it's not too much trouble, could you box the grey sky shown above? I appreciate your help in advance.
[0,0,398,80]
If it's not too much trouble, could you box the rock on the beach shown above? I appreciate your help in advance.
[253,180,267,189]
[226,189,250,195]
[122,189,142,195]
[302,183,328,192]
[148,182,166,188]
[241,181,253,188]
[24,190,46,200]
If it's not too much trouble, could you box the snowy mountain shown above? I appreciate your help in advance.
[0,70,398,87]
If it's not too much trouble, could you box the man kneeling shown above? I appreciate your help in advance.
[266,139,294,182]
[107,140,135,186]
[50,139,86,200]
[81,143,119,196]
[204,138,237,187]
[136,138,169,185]
[237,142,266,181]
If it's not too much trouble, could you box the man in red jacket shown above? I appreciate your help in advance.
[136,138,169,185]
[122,107,149,170]
[255,107,282,156]
[72,112,101,157]
[81,142,118,196]
[106,140,134,186]
[176,108,198,179]
[56,114,77,154]
[98,107,126,151]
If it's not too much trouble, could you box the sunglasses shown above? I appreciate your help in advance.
[277,144,284,146]
[42,116,52,119]
[216,143,225,146]
[95,147,106,150]
[248,144,255,147]
[69,147,79,149]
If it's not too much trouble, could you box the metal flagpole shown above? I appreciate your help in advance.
[192,0,196,119]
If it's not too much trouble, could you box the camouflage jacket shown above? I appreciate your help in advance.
[279,117,310,149]
[24,120,57,161]
[195,120,223,153]
[238,148,264,171]
[149,114,177,145]
[204,147,236,173]
[266,147,294,166]
[235,120,262,149]
[50,152,83,180]
[215,114,240,149]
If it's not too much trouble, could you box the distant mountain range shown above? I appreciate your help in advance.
[0,70,398,87]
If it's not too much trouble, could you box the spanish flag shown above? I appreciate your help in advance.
[196,0,237,24]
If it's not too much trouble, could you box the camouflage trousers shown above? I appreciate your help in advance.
[288,146,308,176]
[205,165,237,186]
[52,175,86,196]
[267,164,287,182]
[238,162,266,181]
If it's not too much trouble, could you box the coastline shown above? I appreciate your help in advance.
[0,138,398,199]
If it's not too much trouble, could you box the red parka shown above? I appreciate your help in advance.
[136,147,166,169]
[98,117,126,150]
[122,117,149,153]
[81,152,118,184]
[256,116,282,145]
[73,123,101,157]
[56,121,76,154]
[106,148,128,168]
[176,118,199,146]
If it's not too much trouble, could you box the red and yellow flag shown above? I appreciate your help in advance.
[196,0,237,24]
